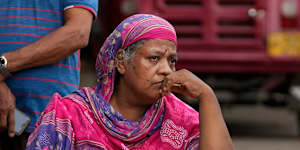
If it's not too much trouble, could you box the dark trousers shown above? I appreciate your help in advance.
[0,131,30,150]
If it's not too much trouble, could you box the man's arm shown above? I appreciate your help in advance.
[2,7,94,74]
[0,7,95,137]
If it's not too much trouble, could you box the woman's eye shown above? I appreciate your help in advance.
[150,56,159,61]
[169,57,177,64]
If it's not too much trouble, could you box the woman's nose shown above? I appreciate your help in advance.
[158,60,173,76]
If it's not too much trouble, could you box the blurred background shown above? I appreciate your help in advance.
[80,0,300,149]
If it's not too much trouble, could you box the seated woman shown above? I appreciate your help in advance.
[26,14,234,150]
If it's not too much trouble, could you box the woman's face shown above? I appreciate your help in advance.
[122,39,177,104]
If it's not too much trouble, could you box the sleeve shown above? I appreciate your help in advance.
[26,93,74,150]
[63,0,99,20]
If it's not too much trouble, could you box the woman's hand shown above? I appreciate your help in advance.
[0,81,16,137]
[161,69,234,150]
[160,69,214,100]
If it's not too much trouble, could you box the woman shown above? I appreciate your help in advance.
[26,14,234,150]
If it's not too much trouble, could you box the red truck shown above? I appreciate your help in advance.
[91,0,300,134]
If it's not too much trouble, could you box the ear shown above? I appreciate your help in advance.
[116,49,127,75]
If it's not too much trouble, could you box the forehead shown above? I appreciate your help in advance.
[137,39,177,55]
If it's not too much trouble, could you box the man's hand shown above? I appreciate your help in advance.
[0,81,16,137]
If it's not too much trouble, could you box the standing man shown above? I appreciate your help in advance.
[0,0,98,149]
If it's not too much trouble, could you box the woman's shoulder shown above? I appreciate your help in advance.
[43,91,91,117]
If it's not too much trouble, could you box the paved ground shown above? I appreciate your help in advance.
[233,137,300,150]
[80,60,300,150]
[224,106,300,150]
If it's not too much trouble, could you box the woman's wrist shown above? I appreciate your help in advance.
[197,86,217,103]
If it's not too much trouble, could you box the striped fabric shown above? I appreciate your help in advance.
[0,0,98,133]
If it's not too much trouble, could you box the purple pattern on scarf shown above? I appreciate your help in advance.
[27,99,74,150]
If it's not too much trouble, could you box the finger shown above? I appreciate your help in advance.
[162,89,170,97]
[160,86,169,97]
[166,78,184,95]
[8,110,15,137]
[170,84,184,93]
[161,78,172,96]
[0,113,7,130]
[163,83,182,97]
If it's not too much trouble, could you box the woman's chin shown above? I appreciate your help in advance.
[142,93,162,105]
[153,94,164,102]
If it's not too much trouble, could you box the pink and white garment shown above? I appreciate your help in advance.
[26,14,199,150]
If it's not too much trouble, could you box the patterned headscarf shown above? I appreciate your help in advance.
[95,14,177,101]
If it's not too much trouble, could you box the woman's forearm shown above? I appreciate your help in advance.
[198,90,234,150]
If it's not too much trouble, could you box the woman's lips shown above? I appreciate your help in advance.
[152,80,164,87]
